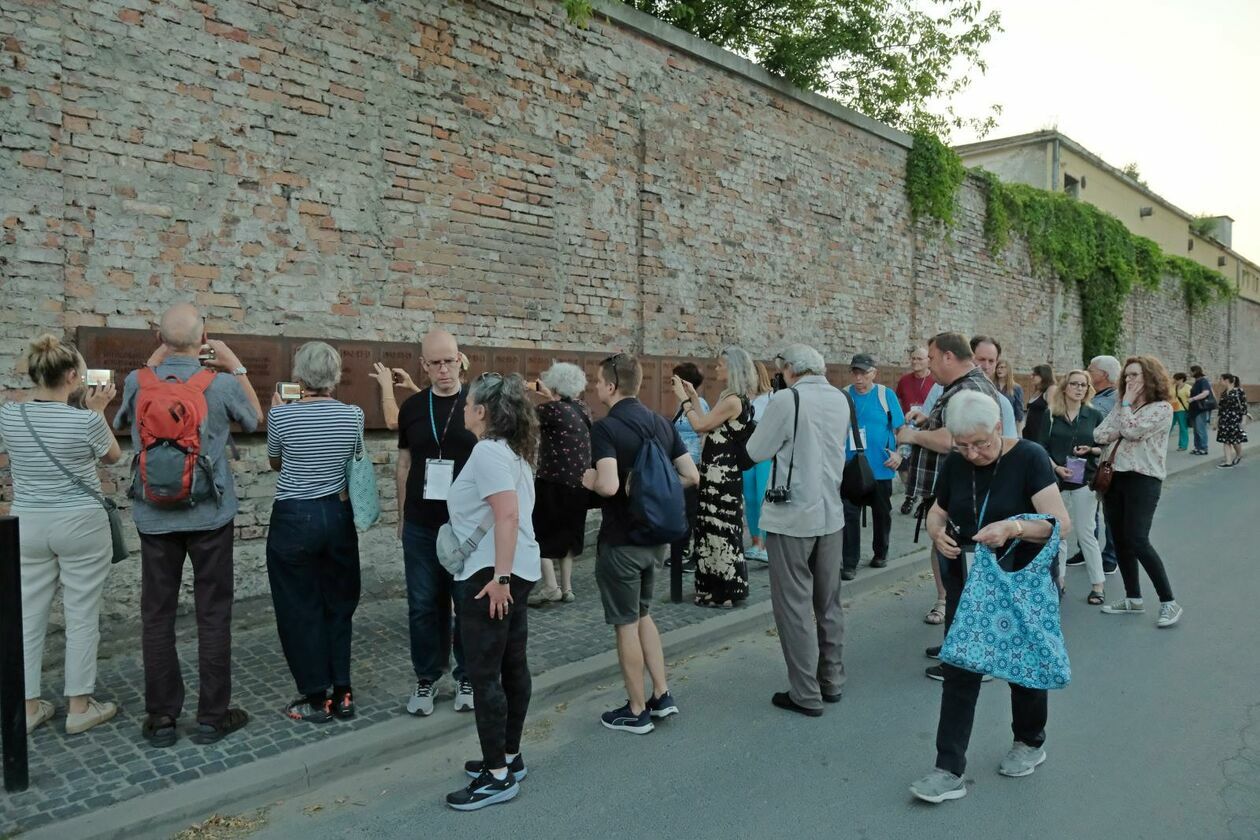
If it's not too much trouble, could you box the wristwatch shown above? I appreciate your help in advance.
[497,574,510,585]
[230,366,248,376]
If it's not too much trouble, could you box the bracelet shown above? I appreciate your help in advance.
[1014,520,1024,538]
[681,398,692,408]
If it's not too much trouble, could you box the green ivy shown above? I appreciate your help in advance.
[905,131,965,226]
[1164,254,1234,312]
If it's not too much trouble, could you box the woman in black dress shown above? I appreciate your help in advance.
[1215,373,1250,468]
[1022,364,1054,443]
[672,346,758,608]
[526,362,591,605]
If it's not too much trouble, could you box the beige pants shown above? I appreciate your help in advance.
[19,507,112,699]
[766,530,846,710]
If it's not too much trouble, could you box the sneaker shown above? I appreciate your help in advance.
[1157,601,1183,628]
[1101,598,1145,615]
[926,665,992,682]
[465,753,527,782]
[332,690,355,719]
[900,498,915,515]
[910,768,967,803]
[869,556,887,568]
[284,698,334,724]
[1103,561,1118,576]
[998,742,1047,777]
[141,713,179,748]
[407,680,436,716]
[454,678,475,712]
[925,645,941,660]
[1064,553,1085,567]
[527,585,563,606]
[446,768,520,811]
[745,546,770,563]
[1216,461,1234,469]
[600,702,654,734]
[65,698,118,735]
[645,691,679,719]
[561,590,576,603]
[26,699,55,734]
[841,568,857,581]
[191,707,250,744]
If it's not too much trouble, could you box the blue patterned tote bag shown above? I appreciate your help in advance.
[940,513,1070,690]
[345,428,380,531]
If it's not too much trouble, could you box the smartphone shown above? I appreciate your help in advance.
[276,381,302,402]
[84,369,114,388]
[392,370,405,384]
[198,344,216,363]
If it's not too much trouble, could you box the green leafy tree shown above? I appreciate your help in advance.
[563,0,1002,137]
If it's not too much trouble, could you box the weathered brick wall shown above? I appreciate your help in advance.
[3,0,1252,628]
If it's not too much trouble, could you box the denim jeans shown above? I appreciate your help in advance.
[402,521,465,683]
[1192,410,1209,452]
[266,496,361,697]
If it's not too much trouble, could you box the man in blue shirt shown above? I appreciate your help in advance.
[841,354,905,580]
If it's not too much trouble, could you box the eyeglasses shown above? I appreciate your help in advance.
[1066,380,1089,388]
[601,353,626,391]
[952,437,997,455]
[476,371,503,384]
[424,357,459,371]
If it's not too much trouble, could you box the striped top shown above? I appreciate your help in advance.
[0,401,115,512]
[266,400,364,501]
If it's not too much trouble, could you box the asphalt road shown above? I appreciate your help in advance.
[228,464,1258,840]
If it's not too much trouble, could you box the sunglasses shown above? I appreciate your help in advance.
[601,353,627,391]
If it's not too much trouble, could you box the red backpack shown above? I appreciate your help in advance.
[131,367,219,507]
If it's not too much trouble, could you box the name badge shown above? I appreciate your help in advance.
[960,546,975,577]
[848,428,867,450]
[423,458,455,501]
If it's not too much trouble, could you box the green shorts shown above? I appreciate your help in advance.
[595,542,667,626]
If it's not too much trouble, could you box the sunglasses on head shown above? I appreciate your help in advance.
[601,352,627,391]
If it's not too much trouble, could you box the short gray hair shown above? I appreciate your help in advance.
[1089,355,1121,384]
[944,390,1001,437]
[720,345,757,400]
[540,362,586,399]
[777,343,825,377]
[293,341,342,392]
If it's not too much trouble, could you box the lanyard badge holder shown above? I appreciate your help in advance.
[423,387,460,501]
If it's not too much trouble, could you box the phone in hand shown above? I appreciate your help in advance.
[276,381,302,402]
[84,369,114,388]
[198,344,216,363]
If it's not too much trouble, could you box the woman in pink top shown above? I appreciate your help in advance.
[1094,355,1182,628]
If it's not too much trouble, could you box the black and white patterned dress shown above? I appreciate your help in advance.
[1216,387,1249,445]
[693,401,749,607]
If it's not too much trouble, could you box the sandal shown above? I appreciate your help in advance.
[1087,590,1105,606]
[924,599,946,625]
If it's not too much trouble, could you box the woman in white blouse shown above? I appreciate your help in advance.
[1094,355,1182,627]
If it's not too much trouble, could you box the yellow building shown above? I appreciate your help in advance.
[956,130,1260,304]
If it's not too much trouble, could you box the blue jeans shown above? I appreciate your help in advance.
[1192,410,1209,452]
[402,521,465,683]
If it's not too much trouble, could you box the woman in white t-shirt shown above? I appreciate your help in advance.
[444,373,541,812]
[0,334,122,736]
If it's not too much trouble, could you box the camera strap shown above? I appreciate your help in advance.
[771,387,801,491]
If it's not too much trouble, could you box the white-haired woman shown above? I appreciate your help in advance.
[526,362,591,605]
[911,390,1070,804]
[446,373,541,811]
[671,346,757,607]
[266,341,365,723]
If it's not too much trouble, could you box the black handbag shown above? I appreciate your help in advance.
[840,390,876,507]
[731,396,759,471]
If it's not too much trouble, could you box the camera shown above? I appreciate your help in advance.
[764,486,792,504]
[276,381,302,402]
[198,344,216,364]
[771,372,787,391]
[84,368,113,388]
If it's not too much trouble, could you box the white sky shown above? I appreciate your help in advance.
[942,0,1260,260]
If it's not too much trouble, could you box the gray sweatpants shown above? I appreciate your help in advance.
[766,530,846,710]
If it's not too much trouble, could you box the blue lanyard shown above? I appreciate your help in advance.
[429,387,461,455]
[971,445,1006,531]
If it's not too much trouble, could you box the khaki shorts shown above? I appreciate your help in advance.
[595,542,667,626]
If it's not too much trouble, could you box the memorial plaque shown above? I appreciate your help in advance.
[230,335,290,409]
[78,328,154,426]
[491,350,527,379]
[639,358,660,414]
[581,354,608,420]
[463,349,492,383]
[378,342,424,398]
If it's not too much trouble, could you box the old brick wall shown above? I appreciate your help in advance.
[2,0,1252,627]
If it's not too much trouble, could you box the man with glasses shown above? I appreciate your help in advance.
[396,329,478,717]
[841,353,904,581]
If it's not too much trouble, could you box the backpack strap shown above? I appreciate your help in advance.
[187,368,218,393]
[843,387,864,453]
[137,366,160,389]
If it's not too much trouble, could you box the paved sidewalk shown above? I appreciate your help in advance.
[1,434,1219,835]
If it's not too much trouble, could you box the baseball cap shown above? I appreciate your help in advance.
[850,353,876,371]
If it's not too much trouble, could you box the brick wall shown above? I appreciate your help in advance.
[3,0,1254,627]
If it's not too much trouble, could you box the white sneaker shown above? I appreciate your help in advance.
[454,678,475,712]
[65,698,118,735]
[1100,598,1145,615]
[407,679,435,716]
[26,699,55,734]
[998,742,1046,777]
[1157,601,1183,628]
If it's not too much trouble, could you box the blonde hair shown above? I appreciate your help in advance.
[753,360,772,396]
[1049,369,1095,417]
[27,334,82,388]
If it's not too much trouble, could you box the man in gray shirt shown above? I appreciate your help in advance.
[745,344,850,716]
[114,303,262,748]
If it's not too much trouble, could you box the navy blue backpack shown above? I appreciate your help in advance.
[609,415,688,546]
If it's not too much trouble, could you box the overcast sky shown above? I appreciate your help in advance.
[942,0,1260,261]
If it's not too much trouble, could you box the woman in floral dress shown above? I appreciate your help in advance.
[671,346,758,608]
[1215,373,1250,468]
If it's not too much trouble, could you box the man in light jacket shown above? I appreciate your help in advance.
[744,344,849,717]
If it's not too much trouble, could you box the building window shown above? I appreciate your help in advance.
[1063,173,1080,198]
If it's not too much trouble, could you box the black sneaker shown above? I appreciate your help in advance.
[446,768,520,811]
[283,698,333,724]
[841,568,857,581]
[1103,561,1118,576]
[1064,553,1085,567]
[465,753,527,781]
[926,664,992,682]
[900,498,915,515]
[869,556,887,568]
[332,690,355,720]
[600,702,654,734]
[925,645,941,659]
[645,691,679,719]
[822,691,843,704]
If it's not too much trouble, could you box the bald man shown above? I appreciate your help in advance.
[395,328,478,717]
[114,304,263,748]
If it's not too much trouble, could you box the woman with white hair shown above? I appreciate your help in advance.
[265,341,366,724]
[671,346,758,607]
[525,361,591,605]
[911,390,1070,804]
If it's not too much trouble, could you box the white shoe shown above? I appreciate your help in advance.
[407,680,435,716]
[26,699,55,734]
[1100,598,1145,615]
[1157,601,1183,628]
[454,678,475,712]
[65,698,118,735]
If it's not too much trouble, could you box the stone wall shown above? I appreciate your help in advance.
[2,0,1255,627]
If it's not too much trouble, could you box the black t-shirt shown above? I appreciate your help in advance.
[397,387,478,528]
[590,398,688,547]
[935,439,1057,570]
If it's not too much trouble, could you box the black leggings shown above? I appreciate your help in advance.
[1102,471,1174,602]
[460,568,534,769]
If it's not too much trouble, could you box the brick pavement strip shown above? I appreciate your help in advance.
[7,443,1212,839]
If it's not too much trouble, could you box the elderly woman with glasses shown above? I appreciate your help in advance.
[1037,370,1107,604]
[910,391,1070,804]
[444,373,542,811]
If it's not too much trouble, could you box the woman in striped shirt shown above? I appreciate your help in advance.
[0,334,122,736]
[265,341,366,723]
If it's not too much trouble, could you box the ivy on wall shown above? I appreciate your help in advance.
[905,132,966,226]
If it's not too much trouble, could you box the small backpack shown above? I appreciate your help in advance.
[610,415,688,546]
[130,367,220,507]
[841,389,877,508]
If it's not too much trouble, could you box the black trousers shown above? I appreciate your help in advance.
[460,568,534,769]
[934,549,1047,777]
[1102,471,1174,602]
[266,496,361,697]
[841,479,892,570]
[669,485,700,566]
